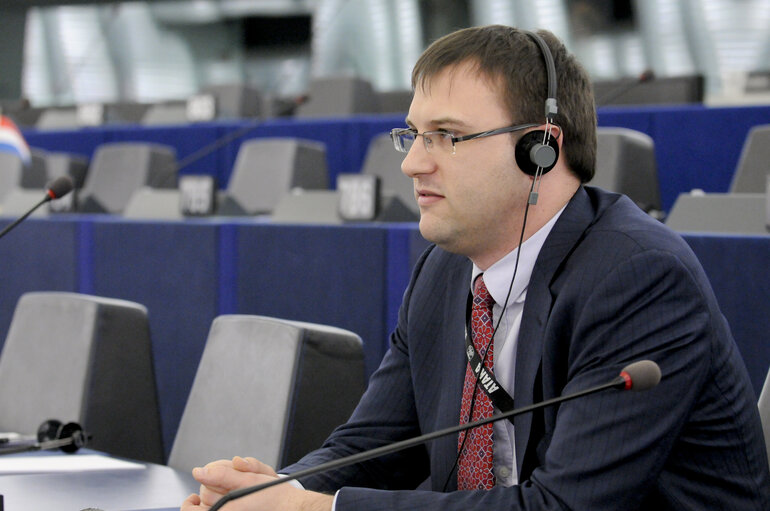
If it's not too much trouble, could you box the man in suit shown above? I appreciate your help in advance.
[182,25,770,510]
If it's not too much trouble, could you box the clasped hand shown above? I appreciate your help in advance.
[181,456,333,511]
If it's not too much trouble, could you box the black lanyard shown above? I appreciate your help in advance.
[464,292,515,419]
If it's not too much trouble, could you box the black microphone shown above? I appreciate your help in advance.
[0,420,90,456]
[596,70,655,106]
[208,360,661,510]
[0,176,74,241]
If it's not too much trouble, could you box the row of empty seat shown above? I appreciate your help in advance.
[1,124,767,232]
[666,123,770,234]
[2,78,414,130]
[3,72,716,131]
[2,290,769,471]
[0,291,367,472]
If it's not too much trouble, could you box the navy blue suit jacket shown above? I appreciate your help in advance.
[283,186,770,510]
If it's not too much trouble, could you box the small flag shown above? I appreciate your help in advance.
[0,115,31,166]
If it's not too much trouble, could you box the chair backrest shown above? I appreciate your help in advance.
[758,366,770,469]
[296,76,379,118]
[593,74,704,106]
[79,142,177,213]
[168,315,366,473]
[376,89,413,114]
[23,149,49,189]
[730,124,770,193]
[221,138,328,215]
[0,152,23,203]
[199,84,262,119]
[593,127,662,214]
[361,133,416,214]
[45,151,89,189]
[141,102,189,126]
[665,192,767,234]
[0,292,164,463]
[35,108,80,130]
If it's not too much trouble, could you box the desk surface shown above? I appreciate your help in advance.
[0,453,197,511]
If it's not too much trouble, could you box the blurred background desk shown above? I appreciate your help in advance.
[22,104,770,212]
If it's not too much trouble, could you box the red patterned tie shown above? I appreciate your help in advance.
[457,275,496,490]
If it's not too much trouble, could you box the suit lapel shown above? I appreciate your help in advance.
[514,186,597,478]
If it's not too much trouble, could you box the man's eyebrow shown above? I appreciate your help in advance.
[403,117,471,130]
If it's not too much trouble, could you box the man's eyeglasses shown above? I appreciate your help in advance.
[390,123,538,155]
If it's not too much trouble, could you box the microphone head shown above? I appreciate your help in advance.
[619,360,661,391]
[46,176,74,200]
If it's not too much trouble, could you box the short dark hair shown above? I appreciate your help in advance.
[412,25,596,182]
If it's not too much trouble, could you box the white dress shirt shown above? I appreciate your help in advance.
[469,205,565,486]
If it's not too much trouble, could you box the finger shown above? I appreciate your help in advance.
[198,482,227,507]
[192,460,237,494]
[232,456,277,476]
[194,463,273,492]
[181,493,205,510]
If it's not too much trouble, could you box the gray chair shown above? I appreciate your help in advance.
[79,142,177,214]
[759,366,770,469]
[167,315,366,473]
[730,124,770,193]
[141,101,189,126]
[0,152,25,204]
[0,292,164,463]
[593,74,704,106]
[376,90,413,114]
[593,127,663,216]
[0,150,89,217]
[35,107,80,130]
[361,133,416,215]
[665,192,767,234]
[296,76,379,118]
[199,84,263,120]
[219,138,328,215]
[45,151,89,189]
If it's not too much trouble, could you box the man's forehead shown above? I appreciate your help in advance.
[414,60,503,96]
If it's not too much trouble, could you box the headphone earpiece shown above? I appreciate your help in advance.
[37,418,64,442]
[515,130,559,176]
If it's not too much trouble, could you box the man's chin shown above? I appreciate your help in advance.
[418,218,456,251]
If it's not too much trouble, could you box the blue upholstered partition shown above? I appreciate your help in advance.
[235,223,408,377]
[0,216,768,461]
[84,218,223,455]
[683,234,770,396]
[0,217,80,348]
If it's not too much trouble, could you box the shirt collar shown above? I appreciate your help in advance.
[471,205,567,307]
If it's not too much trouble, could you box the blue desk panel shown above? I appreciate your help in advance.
[683,233,770,396]
[0,216,767,462]
[0,217,79,346]
[87,218,223,457]
[234,222,411,377]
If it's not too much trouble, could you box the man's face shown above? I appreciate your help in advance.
[402,61,532,268]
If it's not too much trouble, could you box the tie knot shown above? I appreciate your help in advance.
[473,275,495,309]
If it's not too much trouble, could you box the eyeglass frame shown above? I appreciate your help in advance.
[390,122,540,155]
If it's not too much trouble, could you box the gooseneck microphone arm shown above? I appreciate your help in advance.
[0,176,74,241]
[209,360,661,511]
